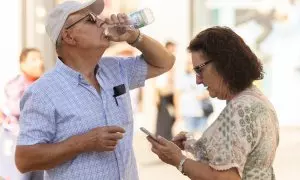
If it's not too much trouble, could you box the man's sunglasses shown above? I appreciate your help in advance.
[65,12,97,29]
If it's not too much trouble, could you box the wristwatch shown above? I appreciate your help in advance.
[128,30,143,47]
[177,156,188,175]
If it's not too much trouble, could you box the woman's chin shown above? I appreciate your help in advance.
[208,90,215,98]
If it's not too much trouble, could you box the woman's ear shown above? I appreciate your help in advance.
[61,30,76,46]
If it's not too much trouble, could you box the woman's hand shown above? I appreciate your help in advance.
[172,131,188,150]
[147,136,185,167]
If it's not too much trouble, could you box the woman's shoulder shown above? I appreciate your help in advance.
[232,85,275,113]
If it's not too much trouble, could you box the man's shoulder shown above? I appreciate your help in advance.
[27,69,61,93]
[99,56,121,66]
[98,56,123,75]
[100,56,138,66]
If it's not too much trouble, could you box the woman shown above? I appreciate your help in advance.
[147,26,279,180]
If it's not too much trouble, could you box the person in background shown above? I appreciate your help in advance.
[1,48,44,124]
[155,41,177,140]
[147,26,279,180]
[0,48,44,180]
[176,59,211,134]
[15,0,175,180]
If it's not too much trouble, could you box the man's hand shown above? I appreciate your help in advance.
[103,13,139,43]
[15,125,125,173]
[79,125,125,152]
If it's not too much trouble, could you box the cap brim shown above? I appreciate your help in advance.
[88,0,105,15]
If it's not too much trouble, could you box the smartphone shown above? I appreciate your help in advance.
[140,127,158,142]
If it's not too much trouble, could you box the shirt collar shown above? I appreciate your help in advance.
[55,58,100,86]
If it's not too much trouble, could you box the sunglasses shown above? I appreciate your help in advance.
[193,60,213,76]
[65,12,98,29]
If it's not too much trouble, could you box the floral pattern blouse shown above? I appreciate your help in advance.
[187,85,279,180]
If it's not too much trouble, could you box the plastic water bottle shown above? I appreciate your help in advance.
[129,8,154,28]
[104,8,154,37]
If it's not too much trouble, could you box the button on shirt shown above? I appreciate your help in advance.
[17,56,147,180]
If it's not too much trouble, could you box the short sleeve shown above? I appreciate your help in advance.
[201,100,262,177]
[119,55,147,90]
[17,89,56,145]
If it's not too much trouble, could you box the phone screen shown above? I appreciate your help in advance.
[140,127,158,141]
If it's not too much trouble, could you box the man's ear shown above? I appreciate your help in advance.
[61,30,76,46]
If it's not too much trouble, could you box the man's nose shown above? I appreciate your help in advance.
[196,75,203,84]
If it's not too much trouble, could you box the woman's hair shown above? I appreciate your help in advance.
[19,48,41,63]
[187,26,264,94]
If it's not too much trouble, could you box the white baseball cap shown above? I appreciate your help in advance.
[45,0,104,45]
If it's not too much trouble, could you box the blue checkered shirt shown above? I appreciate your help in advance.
[17,56,147,180]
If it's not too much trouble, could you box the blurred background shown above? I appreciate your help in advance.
[0,0,299,179]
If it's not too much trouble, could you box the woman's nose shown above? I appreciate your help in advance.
[196,75,203,84]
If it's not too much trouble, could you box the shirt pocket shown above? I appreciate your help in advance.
[114,93,133,125]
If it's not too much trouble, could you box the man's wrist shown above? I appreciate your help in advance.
[128,30,143,47]
[68,134,88,154]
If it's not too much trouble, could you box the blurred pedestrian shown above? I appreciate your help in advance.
[0,48,44,180]
[1,48,44,124]
[155,41,177,140]
[176,60,212,134]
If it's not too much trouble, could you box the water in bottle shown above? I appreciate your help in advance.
[104,8,154,37]
[129,8,154,29]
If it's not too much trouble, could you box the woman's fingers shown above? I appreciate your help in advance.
[172,131,187,141]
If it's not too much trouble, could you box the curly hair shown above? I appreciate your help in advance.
[187,26,264,94]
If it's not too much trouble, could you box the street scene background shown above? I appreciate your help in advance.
[1,0,300,179]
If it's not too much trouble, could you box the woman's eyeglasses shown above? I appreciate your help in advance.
[65,12,97,29]
[193,60,213,76]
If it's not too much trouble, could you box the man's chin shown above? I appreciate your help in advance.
[99,42,110,49]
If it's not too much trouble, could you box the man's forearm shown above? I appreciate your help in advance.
[15,135,83,173]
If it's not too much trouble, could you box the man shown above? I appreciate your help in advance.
[0,48,44,180]
[15,0,175,180]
